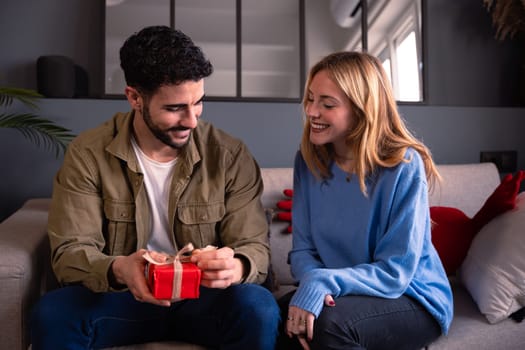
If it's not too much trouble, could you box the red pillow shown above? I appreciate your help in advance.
[431,171,525,275]
[276,189,293,233]
[430,207,475,275]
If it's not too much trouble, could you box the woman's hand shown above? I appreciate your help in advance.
[286,294,336,350]
[286,306,314,350]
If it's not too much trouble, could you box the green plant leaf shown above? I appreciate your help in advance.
[0,87,75,157]
[0,87,42,109]
[0,113,75,158]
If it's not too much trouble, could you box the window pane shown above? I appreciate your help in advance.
[241,0,301,98]
[354,0,423,102]
[382,58,392,84]
[105,0,170,95]
[395,31,421,101]
[378,47,392,84]
[175,0,236,97]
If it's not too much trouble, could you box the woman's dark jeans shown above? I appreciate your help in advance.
[277,291,442,350]
[31,283,280,350]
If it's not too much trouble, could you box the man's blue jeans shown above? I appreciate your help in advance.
[31,283,280,350]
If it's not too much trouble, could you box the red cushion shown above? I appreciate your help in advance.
[431,170,525,275]
[430,206,476,275]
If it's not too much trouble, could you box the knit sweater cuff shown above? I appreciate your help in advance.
[290,284,329,318]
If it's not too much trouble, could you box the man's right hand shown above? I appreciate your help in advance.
[111,249,171,307]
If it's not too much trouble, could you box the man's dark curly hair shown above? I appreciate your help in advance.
[120,25,213,96]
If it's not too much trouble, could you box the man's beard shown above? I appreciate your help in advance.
[142,105,192,149]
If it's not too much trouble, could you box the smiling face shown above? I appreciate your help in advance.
[142,81,204,149]
[305,70,354,155]
[127,80,205,158]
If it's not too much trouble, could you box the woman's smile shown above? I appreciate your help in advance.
[310,121,329,132]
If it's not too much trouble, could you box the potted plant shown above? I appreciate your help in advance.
[0,87,75,157]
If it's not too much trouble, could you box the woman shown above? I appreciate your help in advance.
[278,51,453,350]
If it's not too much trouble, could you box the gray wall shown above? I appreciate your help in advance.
[425,1,525,106]
[2,99,524,222]
[0,0,104,95]
[1,0,525,221]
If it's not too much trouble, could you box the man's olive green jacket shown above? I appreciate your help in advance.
[48,112,269,292]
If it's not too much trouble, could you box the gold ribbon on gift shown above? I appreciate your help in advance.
[143,243,195,264]
[143,243,217,265]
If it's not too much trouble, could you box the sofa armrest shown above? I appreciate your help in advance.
[0,198,54,350]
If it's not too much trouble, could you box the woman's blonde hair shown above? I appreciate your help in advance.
[300,51,440,195]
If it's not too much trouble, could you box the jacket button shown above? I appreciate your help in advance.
[121,212,127,218]
[201,215,207,220]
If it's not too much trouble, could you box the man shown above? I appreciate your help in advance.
[30,25,279,349]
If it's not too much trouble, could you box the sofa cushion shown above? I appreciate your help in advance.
[430,171,524,275]
[260,168,295,288]
[430,206,475,275]
[261,209,279,292]
[460,192,525,324]
[428,278,525,350]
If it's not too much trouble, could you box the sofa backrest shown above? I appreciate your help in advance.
[261,163,501,219]
[259,168,295,289]
[429,163,500,218]
[260,163,502,289]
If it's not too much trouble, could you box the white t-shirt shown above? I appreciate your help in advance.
[131,136,177,255]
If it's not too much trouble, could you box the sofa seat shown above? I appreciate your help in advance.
[428,277,524,349]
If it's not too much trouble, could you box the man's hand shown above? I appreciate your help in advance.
[190,246,244,288]
[111,249,171,307]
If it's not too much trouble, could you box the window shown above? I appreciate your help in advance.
[395,30,421,101]
[342,0,423,102]
[372,0,422,101]
[104,0,305,101]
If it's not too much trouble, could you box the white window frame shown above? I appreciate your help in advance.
[370,0,422,101]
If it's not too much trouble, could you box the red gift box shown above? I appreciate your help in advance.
[146,261,201,300]
[144,244,201,301]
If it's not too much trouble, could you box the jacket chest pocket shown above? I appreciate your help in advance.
[104,201,137,254]
[177,202,225,247]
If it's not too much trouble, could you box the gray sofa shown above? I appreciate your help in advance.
[1,163,524,350]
